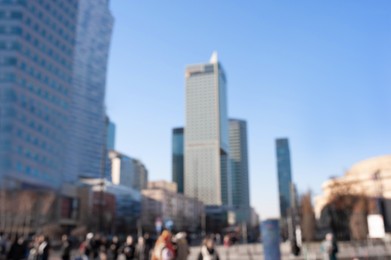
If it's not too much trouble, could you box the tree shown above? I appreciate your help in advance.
[300,191,316,241]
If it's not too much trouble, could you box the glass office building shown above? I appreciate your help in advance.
[229,119,250,223]
[184,52,230,206]
[0,0,79,188]
[67,0,113,181]
[172,127,184,193]
[276,138,293,217]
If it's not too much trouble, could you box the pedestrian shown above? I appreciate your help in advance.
[120,236,135,260]
[151,230,175,260]
[36,235,50,260]
[108,236,121,260]
[61,235,71,260]
[7,237,26,260]
[174,233,189,260]
[135,237,149,260]
[223,235,230,248]
[197,237,219,260]
[321,233,338,260]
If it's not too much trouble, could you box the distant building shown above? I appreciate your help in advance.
[106,119,116,150]
[276,138,293,218]
[184,52,230,206]
[229,119,250,224]
[172,127,184,193]
[142,180,204,232]
[80,178,142,234]
[109,151,148,191]
[315,155,391,234]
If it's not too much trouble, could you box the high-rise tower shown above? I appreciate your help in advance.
[172,127,184,193]
[184,52,230,205]
[0,0,79,188]
[276,138,293,217]
[67,0,114,181]
[229,119,250,223]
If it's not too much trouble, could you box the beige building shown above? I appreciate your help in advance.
[315,155,391,219]
[142,181,204,232]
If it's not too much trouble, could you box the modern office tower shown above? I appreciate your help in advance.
[109,151,148,191]
[0,0,79,188]
[276,138,293,218]
[106,119,116,151]
[172,127,184,193]
[229,119,250,223]
[67,0,114,181]
[184,52,230,206]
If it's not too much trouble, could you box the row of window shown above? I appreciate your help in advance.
[18,57,71,96]
[15,125,63,157]
[23,14,74,57]
[15,161,59,185]
[22,29,73,72]
[15,144,58,169]
[27,0,76,40]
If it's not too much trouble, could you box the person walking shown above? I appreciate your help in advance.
[151,230,175,260]
[7,237,26,260]
[120,236,136,260]
[36,235,50,260]
[108,236,121,260]
[174,233,189,260]
[134,237,149,260]
[197,238,219,260]
[60,235,71,260]
[321,233,338,260]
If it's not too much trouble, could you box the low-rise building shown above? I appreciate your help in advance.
[141,180,204,232]
[315,155,391,237]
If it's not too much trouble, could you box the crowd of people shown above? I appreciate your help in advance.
[0,231,227,260]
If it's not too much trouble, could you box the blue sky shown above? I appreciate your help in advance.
[105,1,391,218]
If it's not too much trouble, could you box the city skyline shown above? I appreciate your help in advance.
[104,1,390,218]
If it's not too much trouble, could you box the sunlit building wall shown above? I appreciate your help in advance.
[184,52,230,206]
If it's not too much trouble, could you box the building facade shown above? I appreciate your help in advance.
[229,119,250,223]
[109,150,148,191]
[172,127,184,193]
[141,181,204,232]
[315,155,391,234]
[184,52,230,206]
[276,138,293,218]
[67,0,113,181]
[0,0,79,188]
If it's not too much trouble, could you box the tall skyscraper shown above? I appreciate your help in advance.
[229,119,250,223]
[276,138,293,217]
[172,127,184,193]
[184,52,230,206]
[67,0,113,181]
[0,0,79,188]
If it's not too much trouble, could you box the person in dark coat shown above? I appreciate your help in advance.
[135,237,149,260]
[108,236,120,260]
[61,235,71,260]
[36,235,50,260]
[7,237,26,260]
[121,236,135,260]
